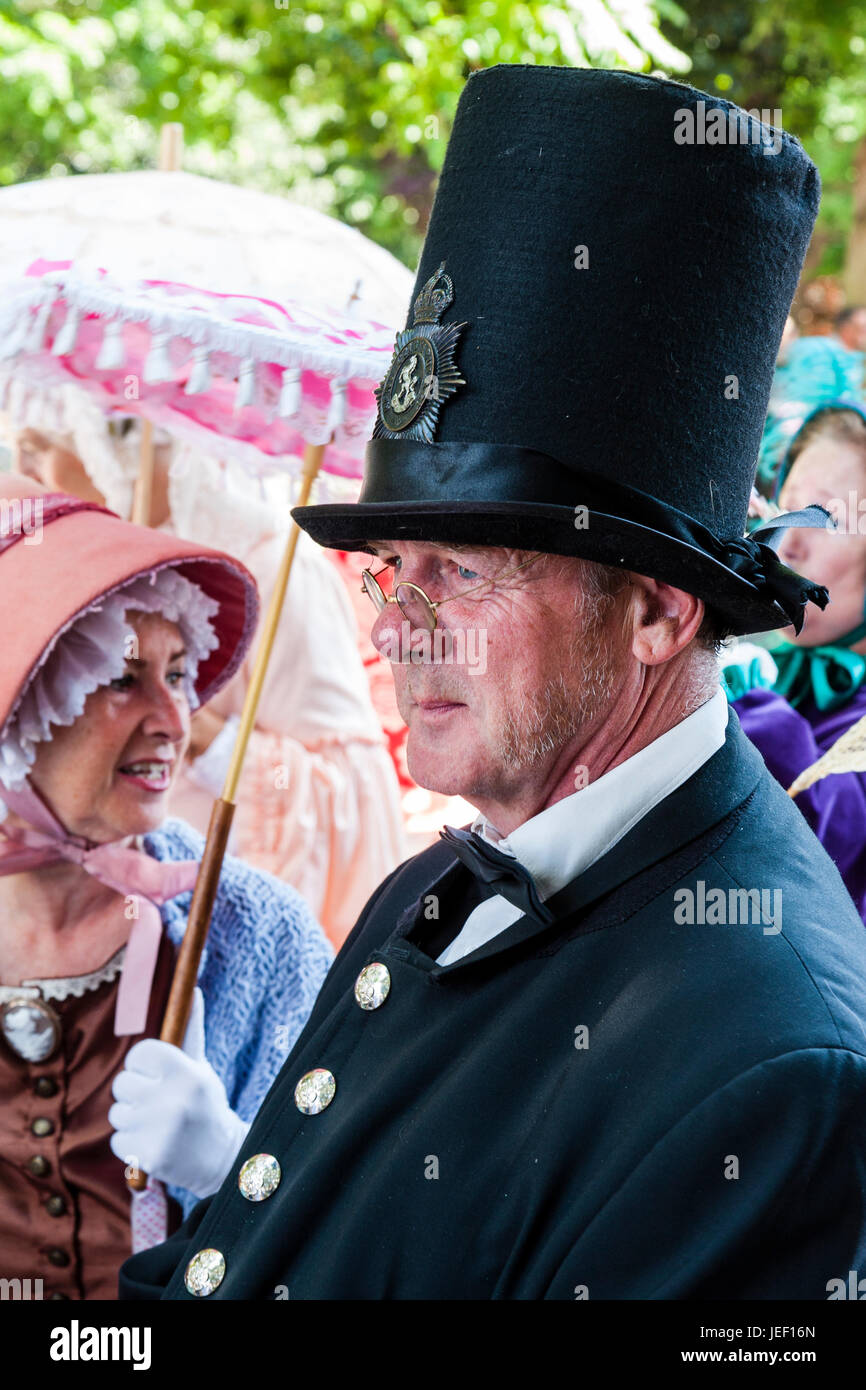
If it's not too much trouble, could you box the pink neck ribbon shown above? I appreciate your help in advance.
[0,782,199,1035]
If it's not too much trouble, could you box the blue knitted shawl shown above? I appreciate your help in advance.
[142,818,335,1217]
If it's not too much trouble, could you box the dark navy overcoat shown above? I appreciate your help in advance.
[121,711,866,1300]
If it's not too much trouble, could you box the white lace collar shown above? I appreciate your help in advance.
[0,945,126,1004]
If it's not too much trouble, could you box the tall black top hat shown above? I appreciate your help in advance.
[294,64,831,635]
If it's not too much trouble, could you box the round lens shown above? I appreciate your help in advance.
[395,583,436,632]
[362,570,388,610]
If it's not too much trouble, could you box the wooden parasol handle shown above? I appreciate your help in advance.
[131,419,154,526]
[126,441,326,1191]
[129,124,183,529]
[221,446,325,803]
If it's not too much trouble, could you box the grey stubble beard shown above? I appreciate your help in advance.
[496,618,620,771]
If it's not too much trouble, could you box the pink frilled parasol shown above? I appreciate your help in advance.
[0,258,399,484]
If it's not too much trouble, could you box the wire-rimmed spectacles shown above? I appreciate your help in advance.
[361,554,541,632]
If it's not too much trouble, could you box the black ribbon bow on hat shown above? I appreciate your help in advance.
[440,826,554,928]
[715,505,832,635]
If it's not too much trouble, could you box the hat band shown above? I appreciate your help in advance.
[361,439,832,634]
[363,439,582,508]
[362,438,747,548]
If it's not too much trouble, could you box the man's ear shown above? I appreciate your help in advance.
[626,574,705,665]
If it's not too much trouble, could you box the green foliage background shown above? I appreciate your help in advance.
[0,0,863,275]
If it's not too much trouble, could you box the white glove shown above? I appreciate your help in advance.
[109,987,251,1198]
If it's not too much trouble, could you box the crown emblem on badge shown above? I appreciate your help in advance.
[373,261,467,442]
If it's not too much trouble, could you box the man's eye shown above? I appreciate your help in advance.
[457,564,479,581]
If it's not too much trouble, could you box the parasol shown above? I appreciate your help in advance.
[0,167,413,329]
[0,124,412,518]
[0,259,397,486]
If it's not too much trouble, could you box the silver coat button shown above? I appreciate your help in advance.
[184,1248,226,1296]
[294,1067,336,1115]
[354,962,391,1011]
[238,1153,281,1202]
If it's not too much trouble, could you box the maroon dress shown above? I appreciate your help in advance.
[0,932,181,1300]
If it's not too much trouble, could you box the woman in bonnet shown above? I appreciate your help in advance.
[14,414,407,949]
[0,473,333,1299]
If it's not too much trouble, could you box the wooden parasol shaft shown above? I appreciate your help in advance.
[129,124,183,528]
[131,418,154,526]
[222,451,324,803]
[159,123,184,173]
[126,442,326,1191]
[159,443,325,1040]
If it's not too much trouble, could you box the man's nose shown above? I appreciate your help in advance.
[371,602,411,664]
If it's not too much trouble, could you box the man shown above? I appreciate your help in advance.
[121,64,866,1300]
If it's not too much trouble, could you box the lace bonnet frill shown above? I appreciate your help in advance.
[0,566,219,792]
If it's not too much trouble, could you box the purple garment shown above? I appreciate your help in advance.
[734,685,866,922]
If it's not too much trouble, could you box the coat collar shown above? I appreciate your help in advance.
[396,706,765,974]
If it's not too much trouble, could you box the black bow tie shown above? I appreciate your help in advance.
[440,826,554,928]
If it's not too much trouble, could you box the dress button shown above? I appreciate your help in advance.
[31,1117,55,1138]
[184,1249,226,1297]
[46,1195,66,1217]
[294,1067,336,1115]
[47,1248,69,1267]
[49,1292,69,1300]
[354,962,391,1010]
[238,1154,281,1202]
[34,1076,59,1098]
[27,1155,51,1178]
